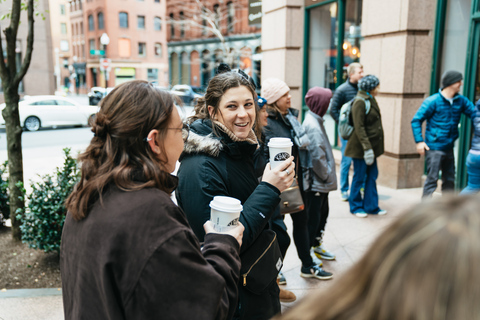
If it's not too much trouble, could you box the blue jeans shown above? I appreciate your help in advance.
[460,151,480,195]
[349,158,380,214]
[339,133,352,193]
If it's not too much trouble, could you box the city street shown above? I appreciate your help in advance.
[0,127,93,191]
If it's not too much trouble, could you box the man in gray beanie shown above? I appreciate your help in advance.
[411,70,476,198]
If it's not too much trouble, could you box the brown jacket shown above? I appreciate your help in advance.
[61,182,241,320]
[344,90,384,159]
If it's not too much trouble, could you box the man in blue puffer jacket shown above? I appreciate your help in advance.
[411,70,476,198]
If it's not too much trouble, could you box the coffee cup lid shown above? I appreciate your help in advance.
[268,137,293,148]
[209,196,243,213]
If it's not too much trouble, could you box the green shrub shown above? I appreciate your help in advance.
[18,148,79,253]
[0,161,9,224]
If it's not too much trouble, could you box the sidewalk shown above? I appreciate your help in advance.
[0,183,424,320]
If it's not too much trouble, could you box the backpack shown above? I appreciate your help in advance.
[338,97,371,140]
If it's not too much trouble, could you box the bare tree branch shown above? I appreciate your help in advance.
[14,0,34,86]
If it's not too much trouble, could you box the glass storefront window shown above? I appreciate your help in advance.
[440,0,470,84]
[343,0,362,81]
[308,3,338,92]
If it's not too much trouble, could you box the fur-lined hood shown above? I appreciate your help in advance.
[181,119,257,159]
[183,130,223,158]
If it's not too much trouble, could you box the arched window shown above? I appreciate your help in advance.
[180,12,185,38]
[119,12,128,28]
[154,17,161,31]
[97,12,104,30]
[213,4,220,28]
[88,14,94,31]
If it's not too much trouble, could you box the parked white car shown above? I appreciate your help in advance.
[0,95,99,131]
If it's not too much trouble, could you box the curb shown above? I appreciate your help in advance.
[0,288,62,299]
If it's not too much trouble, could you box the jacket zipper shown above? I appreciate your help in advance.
[242,233,277,286]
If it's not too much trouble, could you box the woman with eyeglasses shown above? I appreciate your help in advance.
[176,68,295,319]
[61,80,244,320]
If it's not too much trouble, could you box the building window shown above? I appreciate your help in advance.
[119,12,129,28]
[227,2,234,33]
[155,43,162,57]
[80,21,84,34]
[60,40,69,51]
[154,0,160,2]
[147,68,158,81]
[213,4,220,28]
[98,12,104,30]
[170,13,174,37]
[154,17,161,31]
[138,42,146,56]
[89,38,95,55]
[60,4,66,15]
[71,23,75,36]
[180,11,185,38]
[61,23,67,35]
[202,7,207,35]
[88,14,94,31]
[137,15,145,29]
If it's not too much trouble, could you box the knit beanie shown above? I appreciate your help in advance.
[305,87,332,117]
[441,70,463,89]
[257,96,267,109]
[358,75,380,92]
[261,78,290,104]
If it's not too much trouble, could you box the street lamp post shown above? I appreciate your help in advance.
[100,33,110,95]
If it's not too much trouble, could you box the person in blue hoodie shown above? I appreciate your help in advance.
[411,70,476,198]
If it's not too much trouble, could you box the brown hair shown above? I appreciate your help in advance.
[189,71,262,139]
[65,80,176,220]
[276,194,480,320]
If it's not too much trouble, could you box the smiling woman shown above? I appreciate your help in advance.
[176,69,296,319]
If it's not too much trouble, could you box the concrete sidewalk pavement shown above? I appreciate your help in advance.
[0,183,424,320]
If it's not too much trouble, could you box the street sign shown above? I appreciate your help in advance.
[99,58,111,71]
[90,49,105,56]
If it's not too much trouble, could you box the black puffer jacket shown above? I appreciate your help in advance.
[176,119,281,251]
[329,79,359,123]
[176,119,282,320]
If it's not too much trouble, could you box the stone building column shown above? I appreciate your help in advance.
[261,0,304,112]
[361,0,437,188]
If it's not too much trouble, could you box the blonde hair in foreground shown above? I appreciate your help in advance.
[276,194,480,320]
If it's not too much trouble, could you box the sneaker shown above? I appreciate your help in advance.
[313,244,336,260]
[353,211,368,218]
[277,271,287,285]
[377,209,387,215]
[340,191,349,201]
[300,265,333,280]
[310,248,323,267]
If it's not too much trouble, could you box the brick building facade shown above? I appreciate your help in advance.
[167,0,262,89]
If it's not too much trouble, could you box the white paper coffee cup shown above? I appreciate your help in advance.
[268,137,293,169]
[209,196,243,232]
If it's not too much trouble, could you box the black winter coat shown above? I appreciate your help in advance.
[329,79,359,123]
[176,119,282,320]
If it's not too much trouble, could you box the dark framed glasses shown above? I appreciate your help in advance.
[144,122,190,143]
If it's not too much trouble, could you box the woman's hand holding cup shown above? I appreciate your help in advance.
[261,156,295,193]
[204,220,244,248]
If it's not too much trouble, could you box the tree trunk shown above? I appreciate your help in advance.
[2,85,24,241]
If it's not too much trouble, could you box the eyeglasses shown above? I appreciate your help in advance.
[144,122,190,143]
